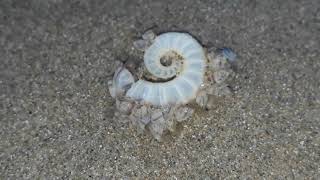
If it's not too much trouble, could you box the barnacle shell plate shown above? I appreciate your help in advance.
[126,32,206,106]
[109,66,135,98]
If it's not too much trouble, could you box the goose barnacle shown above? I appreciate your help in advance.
[108,64,135,99]
[108,30,235,140]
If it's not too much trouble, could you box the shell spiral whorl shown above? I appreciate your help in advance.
[126,32,206,106]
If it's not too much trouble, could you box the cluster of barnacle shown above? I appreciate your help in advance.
[108,30,236,140]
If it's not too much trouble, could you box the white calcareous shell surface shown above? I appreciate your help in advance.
[126,32,206,106]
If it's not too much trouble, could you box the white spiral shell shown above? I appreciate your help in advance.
[126,32,206,106]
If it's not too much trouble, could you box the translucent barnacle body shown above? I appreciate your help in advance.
[108,65,135,98]
[221,47,237,62]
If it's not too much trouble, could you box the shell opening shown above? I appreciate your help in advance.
[159,50,183,68]
[142,50,184,82]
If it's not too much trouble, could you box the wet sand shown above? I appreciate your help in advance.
[1,0,319,178]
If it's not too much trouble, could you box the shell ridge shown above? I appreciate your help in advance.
[126,32,206,106]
